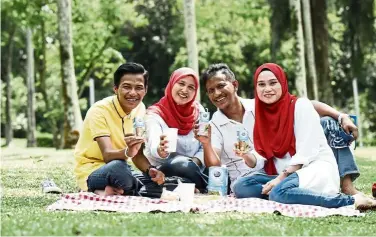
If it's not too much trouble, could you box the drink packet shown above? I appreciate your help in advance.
[236,129,250,153]
[133,117,145,138]
[198,109,210,136]
[207,165,228,196]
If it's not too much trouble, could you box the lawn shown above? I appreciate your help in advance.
[1,139,376,236]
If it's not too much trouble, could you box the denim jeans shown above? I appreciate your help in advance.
[234,173,355,208]
[157,154,208,191]
[269,173,355,208]
[233,173,276,199]
[87,160,140,195]
[320,117,360,181]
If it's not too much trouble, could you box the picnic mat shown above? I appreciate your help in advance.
[47,192,364,218]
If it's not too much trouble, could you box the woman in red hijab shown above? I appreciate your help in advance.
[233,63,376,209]
[144,67,208,192]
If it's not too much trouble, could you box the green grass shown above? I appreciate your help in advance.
[1,139,376,236]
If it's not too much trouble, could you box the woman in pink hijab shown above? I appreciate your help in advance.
[144,67,208,192]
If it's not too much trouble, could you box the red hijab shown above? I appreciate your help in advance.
[253,63,298,175]
[147,67,199,135]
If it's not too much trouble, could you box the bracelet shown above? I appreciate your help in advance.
[282,169,293,177]
[338,113,349,125]
[124,147,133,159]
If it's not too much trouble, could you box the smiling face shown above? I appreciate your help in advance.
[171,76,197,105]
[113,73,147,113]
[256,70,282,104]
[205,73,238,111]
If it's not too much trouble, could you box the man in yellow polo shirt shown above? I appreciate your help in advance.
[74,62,165,196]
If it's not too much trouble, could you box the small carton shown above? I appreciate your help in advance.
[198,109,210,136]
[133,117,145,137]
[236,129,249,153]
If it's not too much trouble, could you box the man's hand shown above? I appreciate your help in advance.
[194,123,211,145]
[124,133,145,157]
[149,168,165,185]
[341,115,359,140]
[233,143,257,168]
[233,142,251,158]
[261,176,283,195]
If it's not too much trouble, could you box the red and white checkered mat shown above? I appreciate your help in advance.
[47,192,363,218]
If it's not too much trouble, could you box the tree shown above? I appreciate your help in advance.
[183,0,200,101]
[268,0,291,61]
[302,0,318,100]
[56,0,82,148]
[290,0,307,97]
[26,28,37,147]
[336,0,375,146]
[310,0,332,103]
[1,25,16,146]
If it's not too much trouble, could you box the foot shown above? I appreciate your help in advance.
[341,185,360,195]
[341,183,361,195]
[94,190,106,196]
[104,186,124,196]
[341,175,360,195]
[353,193,376,211]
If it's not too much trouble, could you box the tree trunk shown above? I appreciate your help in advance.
[290,0,307,97]
[310,0,333,104]
[183,0,200,101]
[89,78,95,106]
[3,27,16,146]
[302,0,319,100]
[26,28,37,147]
[38,20,59,148]
[269,0,291,61]
[57,0,83,148]
[352,78,363,147]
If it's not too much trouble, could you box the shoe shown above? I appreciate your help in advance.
[41,179,62,194]
[353,193,376,211]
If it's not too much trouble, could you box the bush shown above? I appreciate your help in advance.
[36,133,54,147]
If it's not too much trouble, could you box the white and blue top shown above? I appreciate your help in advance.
[143,104,206,168]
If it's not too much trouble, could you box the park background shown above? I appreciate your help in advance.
[1,0,376,148]
[1,0,376,236]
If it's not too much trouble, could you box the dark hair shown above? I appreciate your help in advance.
[113,62,149,88]
[201,63,236,87]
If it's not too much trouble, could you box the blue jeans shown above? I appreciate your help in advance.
[320,117,360,181]
[233,173,277,199]
[157,154,208,191]
[87,160,140,195]
[234,173,355,208]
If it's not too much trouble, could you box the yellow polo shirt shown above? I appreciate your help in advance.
[74,95,146,191]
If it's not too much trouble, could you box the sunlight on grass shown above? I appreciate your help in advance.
[354,147,376,160]
[1,143,376,236]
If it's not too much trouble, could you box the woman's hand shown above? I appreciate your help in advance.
[261,176,283,195]
[157,135,170,158]
[193,123,211,146]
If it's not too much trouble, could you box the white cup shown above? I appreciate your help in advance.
[176,183,195,203]
[164,128,178,153]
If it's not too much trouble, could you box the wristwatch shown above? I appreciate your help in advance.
[124,147,133,159]
[146,165,157,176]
